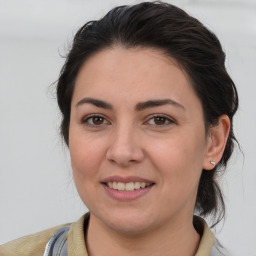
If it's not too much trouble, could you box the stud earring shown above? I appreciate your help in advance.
[210,161,216,166]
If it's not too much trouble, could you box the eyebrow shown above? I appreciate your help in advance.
[76,97,185,111]
[135,99,185,111]
[76,98,113,109]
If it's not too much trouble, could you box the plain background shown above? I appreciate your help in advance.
[0,0,255,255]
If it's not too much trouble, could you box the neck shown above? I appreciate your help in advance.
[86,214,200,256]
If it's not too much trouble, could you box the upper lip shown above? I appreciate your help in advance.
[101,175,155,184]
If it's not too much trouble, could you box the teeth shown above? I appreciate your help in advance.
[108,182,113,188]
[106,181,152,191]
[140,182,146,188]
[134,182,140,189]
[117,182,125,191]
[113,182,117,189]
[126,182,134,191]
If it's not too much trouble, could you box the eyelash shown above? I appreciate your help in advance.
[145,114,175,127]
[82,114,175,128]
[82,114,110,127]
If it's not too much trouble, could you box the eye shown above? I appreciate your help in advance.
[82,115,109,127]
[146,115,174,126]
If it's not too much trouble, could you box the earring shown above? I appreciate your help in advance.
[210,161,216,166]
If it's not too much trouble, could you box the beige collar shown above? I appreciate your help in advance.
[67,213,215,256]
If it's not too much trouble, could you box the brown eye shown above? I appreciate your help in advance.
[83,115,109,127]
[153,116,166,125]
[147,115,174,127]
[92,116,104,125]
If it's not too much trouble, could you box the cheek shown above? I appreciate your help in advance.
[69,133,105,207]
[69,130,104,181]
[147,132,205,189]
[149,140,203,214]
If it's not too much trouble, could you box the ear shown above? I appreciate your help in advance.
[203,115,230,170]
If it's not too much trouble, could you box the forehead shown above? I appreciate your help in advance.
[72,46,200,110]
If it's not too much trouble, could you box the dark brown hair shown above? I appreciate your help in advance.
[56,1,238,225]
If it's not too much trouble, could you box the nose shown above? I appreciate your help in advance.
[106,125,145,167]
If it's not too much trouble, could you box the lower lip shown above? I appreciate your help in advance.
[103,184,154,201]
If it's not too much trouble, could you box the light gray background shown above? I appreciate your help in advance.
[0,0,255,255]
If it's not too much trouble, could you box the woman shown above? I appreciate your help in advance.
[0,1,238,255]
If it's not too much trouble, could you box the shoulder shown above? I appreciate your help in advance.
[210,239,229,256]
[194,216,229,256]
[0,224,68,256]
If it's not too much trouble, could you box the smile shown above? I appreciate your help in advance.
[101,176,155,200]
[105,181,153,191]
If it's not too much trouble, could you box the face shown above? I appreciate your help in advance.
[69,47,211,234]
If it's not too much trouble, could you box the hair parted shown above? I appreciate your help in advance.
[56,1,238,225]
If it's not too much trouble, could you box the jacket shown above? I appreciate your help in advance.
[0,213,226,256]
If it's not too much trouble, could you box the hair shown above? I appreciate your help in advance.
[56,1,238,226]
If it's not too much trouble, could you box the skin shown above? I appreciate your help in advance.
[69,46,230,256]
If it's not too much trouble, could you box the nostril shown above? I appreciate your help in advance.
[106,145,144,166]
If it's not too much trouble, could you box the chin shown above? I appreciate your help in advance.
[108,220,152,235]
[98,209,157,235]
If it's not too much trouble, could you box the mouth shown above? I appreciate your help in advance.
[101,176,155,200]
[103,181,154,191]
